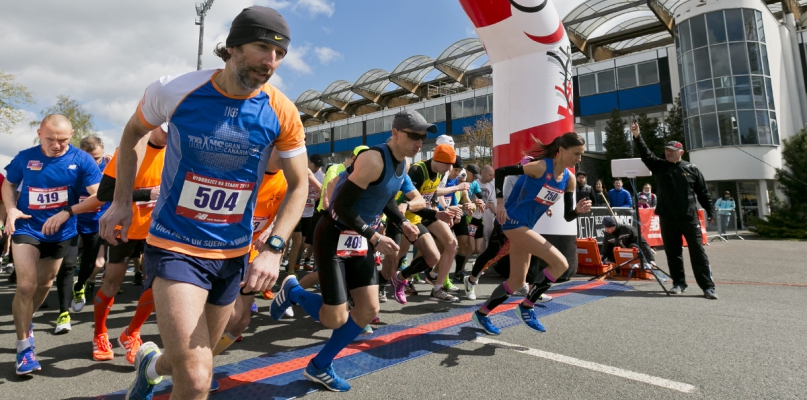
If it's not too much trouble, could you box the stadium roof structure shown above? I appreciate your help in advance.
[297,0,807,123]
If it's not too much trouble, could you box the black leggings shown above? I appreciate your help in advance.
[471,220,507,278]
[55,235,80,314]
[73,232,105,291]
[314,215,378,306]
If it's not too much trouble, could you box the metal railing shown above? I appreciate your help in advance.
[709,208,744,242]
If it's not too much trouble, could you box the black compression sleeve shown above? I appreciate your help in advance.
[563,192,580,222]
[495,164,523,198]
[333,179,376,240]
[98,175,152,202]
[413,207,438,221]
[97,175,116,202]
[383,196,406,226]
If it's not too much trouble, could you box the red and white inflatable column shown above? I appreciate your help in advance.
[459,0,579,276]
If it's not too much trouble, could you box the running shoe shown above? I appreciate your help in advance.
[93,332,115,361]
[389,273,407,305]
[443,278,460,292]
[132,272,143,286]
[471,312,500,335]
[513,284,529,297]
[118,328,143,365]
[452,272,465,284]
[262,289,275,300]
[210,378,220,392]
[704,288,718,300]
[54,311,71,334]
[270,275,299,321]
[285,307,295,318]
[304,261,313,271]
[374,253,382,266]
[29,323,34,339]
[463,275,477,300]
[514,305,546,332]
[371,316,380,324]
[536,293,553,303]
[378,286,388,303]
[429,288,459,302]
[670,285,686,295]
[251,302,258,313]
[303,360,351,392]
[71,284,86,312]
[424,272,437,285]
[360,325,373,335]
[15,346,41,376]
[125,342,162,400]
[404,280,418,296]
[411,273,425,284]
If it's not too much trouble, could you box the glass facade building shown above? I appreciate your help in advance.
[676,8,779,150]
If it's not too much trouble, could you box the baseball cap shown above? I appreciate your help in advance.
[665,141,684,151]
[602,216,617,228]
[392,110,437,133]
[309,153,324,168]
[465,164,480,176]
[226,6,290,53]
[433,144,456,164]
[638,194,648,200]
[436,134,455,147]
[452,155,463,169]
[353,145,369,156]
[576,171,587,177]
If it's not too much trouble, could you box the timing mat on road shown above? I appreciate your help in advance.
[99,280,630,399]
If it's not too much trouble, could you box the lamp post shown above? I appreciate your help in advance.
[195,0,215,71]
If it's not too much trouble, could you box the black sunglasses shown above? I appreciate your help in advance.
[399,129,427,141]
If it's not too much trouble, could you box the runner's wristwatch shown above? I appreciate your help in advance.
[268,235,285,251]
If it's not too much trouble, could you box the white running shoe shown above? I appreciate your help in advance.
[429,288,459,302]
[464,275,477,300]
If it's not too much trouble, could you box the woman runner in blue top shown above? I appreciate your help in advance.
[471,132,591,335]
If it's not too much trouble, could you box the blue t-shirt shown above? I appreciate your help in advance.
[4,145,102,242]
[437,177,460,211]
[400,174,416,195]
[76,157,110,234]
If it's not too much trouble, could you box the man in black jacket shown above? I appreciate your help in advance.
[575,171,595,203]
[631,122,717,299]
[600,216,654,265]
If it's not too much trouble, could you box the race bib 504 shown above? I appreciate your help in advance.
[176,172,254,223]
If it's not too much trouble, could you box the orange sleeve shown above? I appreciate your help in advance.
[264,85,306,157]
[103,149,119,178]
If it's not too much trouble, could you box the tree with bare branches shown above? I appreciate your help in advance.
[0,70,34,135]
[457,117,493,166]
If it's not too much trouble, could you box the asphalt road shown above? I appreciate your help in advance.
[0,235,804,399]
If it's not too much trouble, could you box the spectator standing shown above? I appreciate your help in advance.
[592,179,607,206]
[632,122,717,300]
[714,191,735,236]
[608,178,633,208]
[637,194,651,209]
[642,183,658,207]
[575,171,595,202]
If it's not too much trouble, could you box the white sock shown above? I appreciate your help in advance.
[17,339,31,353]
[429,271,438,279]
[433,283,442,292]
[224,332,238,341]
[146,354,162,382]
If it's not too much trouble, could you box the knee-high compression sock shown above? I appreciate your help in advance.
[128,288,154,334]
[523,280,551,307]
[56,263,75,314]
[93,291,114,336]
[312,315,364,369]
[480,281,514,314]
[289,286,322,322]
[400,257,431,280]
[454,255,467,275]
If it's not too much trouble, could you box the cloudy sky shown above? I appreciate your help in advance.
[0,0,585,168]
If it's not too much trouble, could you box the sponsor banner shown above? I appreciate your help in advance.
[576,207,633,244]
[639,208,707,247]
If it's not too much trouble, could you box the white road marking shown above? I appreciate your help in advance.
[475,337,697,393]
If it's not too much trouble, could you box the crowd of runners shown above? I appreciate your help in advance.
[1,6,597,399]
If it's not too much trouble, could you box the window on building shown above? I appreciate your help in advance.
[463,98,475,116]
[742,9,757,42]
[319,129,331,143]
[451,101,463,119]
[617,65,637,89]
[637,61,659,85]
[348,122,362,138]
[725,9,745,42]
[597,70,615,92]
[383,115,393,131]
[709,44,731,78]
[433,104,447,122]
[579,73,596,96]
[475,96,487,115]
[690,14,709,49]
[706,11,727,44]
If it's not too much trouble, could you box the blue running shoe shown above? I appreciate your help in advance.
[514,305,546,332]
[125,341,163,400]
[250,301,258,313]
[270,275,299,321]
[471,312,500,335]
[29,323,34,339]
[15,346,41,375]
[210,378,220,392]
[303,360,351,392]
